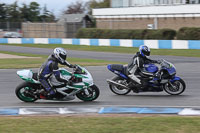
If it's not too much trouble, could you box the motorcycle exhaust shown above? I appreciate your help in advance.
[107,79,130,90]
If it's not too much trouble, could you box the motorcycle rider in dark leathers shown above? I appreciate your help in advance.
[38,47,75,99]
[127,45,160,92]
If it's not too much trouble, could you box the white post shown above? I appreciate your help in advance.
[154,17,158,29]
[109,20,113,29]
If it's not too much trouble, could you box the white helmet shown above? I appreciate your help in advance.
[53,47,67,64]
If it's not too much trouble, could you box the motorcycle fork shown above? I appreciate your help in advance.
[168,81,176,89]
[24,88,38,99]
[83,88,90,95]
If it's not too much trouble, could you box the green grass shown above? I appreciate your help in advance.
[1,43,200,57]
[0,115,200,133]
[0,51,124,69]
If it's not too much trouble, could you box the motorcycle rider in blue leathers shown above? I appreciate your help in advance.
[127,45,160,92]
[38,47,75,99]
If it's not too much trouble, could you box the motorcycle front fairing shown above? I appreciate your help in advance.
[170,76,181,83]
[162,66,176,76]
[161,60,176,76]
[156,61,177,84]
[58,66,94,88]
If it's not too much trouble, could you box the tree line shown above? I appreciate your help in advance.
[0,0,110,22]
[0,1,55,22]
[65,0,110,14]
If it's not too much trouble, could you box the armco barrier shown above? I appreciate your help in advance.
[1,38,200,49]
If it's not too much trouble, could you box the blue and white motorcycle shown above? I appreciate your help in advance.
[107,59,186,95]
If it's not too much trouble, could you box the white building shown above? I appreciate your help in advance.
[93,0,200,30]
[111,0,200,7]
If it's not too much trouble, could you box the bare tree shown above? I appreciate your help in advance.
[86,0,110,15]
[64,1,86,14]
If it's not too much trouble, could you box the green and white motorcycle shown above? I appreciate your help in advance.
[16,65,100,102]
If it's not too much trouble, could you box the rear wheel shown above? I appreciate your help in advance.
[15,82,38,102]
[109,76,131,95]
[76,85,100,101]
[163,79,186,95]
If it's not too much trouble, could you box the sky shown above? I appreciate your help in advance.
[2,0,90,17]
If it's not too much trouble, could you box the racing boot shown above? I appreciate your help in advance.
[127,82,139,93]
[132,87,139,93]
[39,90,48,99]
[40,88,56,99]
[133,80,148,92]
[46,88,57,99]
[140,80,149,91]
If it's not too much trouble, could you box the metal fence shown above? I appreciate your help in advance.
[0,22,21,31]
[22,23,65,38]
[0,22,22,38]
[22,22,93,38]
[0,21,92,38]
[65,22,92,38]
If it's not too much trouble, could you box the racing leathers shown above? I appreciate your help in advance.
[127,52,159,85]
[38,54,74,95]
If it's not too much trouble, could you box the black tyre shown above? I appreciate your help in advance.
[109,76,131,95]
[76,85,100,101]
[163,78,186,95]
[15,82,38,102]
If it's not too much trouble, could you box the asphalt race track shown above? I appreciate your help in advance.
[0,45,200,108]
[1,45,200,63]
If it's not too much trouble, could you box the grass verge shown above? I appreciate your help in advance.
[0,115,200,133]
[1,43,200,57]
[0,51,124,69]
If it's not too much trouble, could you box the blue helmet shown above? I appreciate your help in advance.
[139,45,150,57]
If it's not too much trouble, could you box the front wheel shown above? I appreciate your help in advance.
[76,85,100,101]
[109,76,131,95]
[15,82,38,102]
[163,78,186,95]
